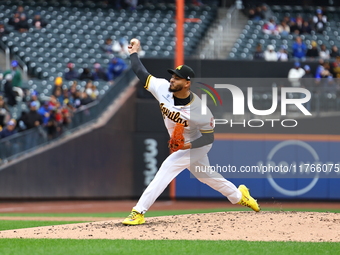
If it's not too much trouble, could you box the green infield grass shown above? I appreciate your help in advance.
[0,239,338,255]
[0,220,85,231]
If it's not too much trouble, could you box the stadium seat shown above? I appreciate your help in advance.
[0,0,217,116]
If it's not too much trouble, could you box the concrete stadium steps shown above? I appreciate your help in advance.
[196,7,248,59]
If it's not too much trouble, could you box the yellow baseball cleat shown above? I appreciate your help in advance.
[122,209,145,225]
[237,184,260,212]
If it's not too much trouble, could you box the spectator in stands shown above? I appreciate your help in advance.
[67,81,78,105]
[102,38,114,54]
[295,15,304,33]
[253,43,264,60]
[80,90,94,107]
[107,57,128,84]
[313,8,327,34]
[51,95,61,109]
[16,5,26,16]
[79,67,94,81]
[61,104,72,131]
[191,0,203,6]
[260,4,272,20]
[85,80,99,100]
[92,84,99,99]
[54,76,63,88]
[0,22,9,38]
[62,88,70,105]
[282,15,290,24]
[29,90,41,109]
[316,60,335,93]
[3,60,22,88]
[247,8,257,20]
[38,101,53,126]
[330,45,340,58]
[32,12,47,29]
[254,6,265,20]
[288,61,306,87]
[8,11,21,27]
[19,101,43,130]
[2,73,16,107]
[319,44,330,60]
[0,119,17,139]
[301,65,314,83]
[277,45,289,61]
[115,0,138,10]
[64,99,75,114]
[315,59,332,80]
[262,18,278,35]
[300,65,313,111]
[53,87,64,104]
[64,63,79,81]
[332,56,340,78]
[73,90,82,109]
[264,45,278,61]
[45,105,60,140]
[128,0,138,10]
[51,76,63,97]
[15,13,29,33]
[306,41,319,60]
[92,63,108,81]
[0,95,10,129]
[301,21,312,34]
[8,6,26,26]
[289,20,300,35]
[277,20,290,37]
[16,112,26,132]
[292,36,307,61]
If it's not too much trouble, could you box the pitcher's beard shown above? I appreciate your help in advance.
[168,84,182,92]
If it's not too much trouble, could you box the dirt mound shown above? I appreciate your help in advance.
[0,211,339,242]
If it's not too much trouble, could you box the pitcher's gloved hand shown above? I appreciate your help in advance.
[168,123,185,153]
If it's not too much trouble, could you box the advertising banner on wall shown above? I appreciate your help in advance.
[177,137,340,199]
[176,78,340,200]
[133,133,170,198]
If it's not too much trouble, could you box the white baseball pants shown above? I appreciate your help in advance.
[134,144,242,214]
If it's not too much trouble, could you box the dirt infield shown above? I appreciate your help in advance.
[0,211,339,242]
[0,200,339,242]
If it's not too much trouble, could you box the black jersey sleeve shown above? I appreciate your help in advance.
[191,132,214,148]
[130,52,150,84]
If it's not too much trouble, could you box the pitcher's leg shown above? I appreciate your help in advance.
[134,149,190,213]
[189,155,242,204]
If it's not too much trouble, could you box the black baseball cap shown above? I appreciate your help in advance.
[167,65,195,80]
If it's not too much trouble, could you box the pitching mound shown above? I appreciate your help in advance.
[0,211,339,242]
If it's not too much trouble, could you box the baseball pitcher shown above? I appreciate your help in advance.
[122,39,260,225]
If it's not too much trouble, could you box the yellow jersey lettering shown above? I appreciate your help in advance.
[159,103,189,127]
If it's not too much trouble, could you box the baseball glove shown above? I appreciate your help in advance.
[168,123,185,153]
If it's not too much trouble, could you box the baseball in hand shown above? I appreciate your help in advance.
[128,38,140,54]
[130,38,140,46]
